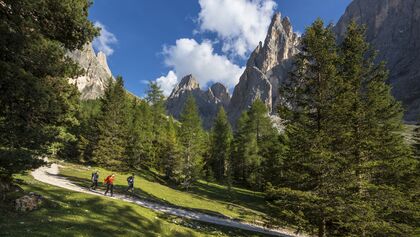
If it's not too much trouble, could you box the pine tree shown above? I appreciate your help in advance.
[161,117,182,182]
[178,96,205,189]
[209,107,233,182]
[146,82,166,170]
[92,77,130,169]
[0,0,97,185]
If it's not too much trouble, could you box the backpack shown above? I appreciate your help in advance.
[104,175,111,183]
[127,176,133,184]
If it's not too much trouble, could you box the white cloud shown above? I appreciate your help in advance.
[161,38,245,91]
[198,0,276,58]
[93,21,117,56]
[156,71,178,96]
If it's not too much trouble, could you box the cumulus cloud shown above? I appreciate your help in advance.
[93,21,117,56]
[156,71,178,96]
[198,0,276,58]
[161,38,245,91]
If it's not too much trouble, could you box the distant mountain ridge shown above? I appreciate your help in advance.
[166,75,230,129]
[73,0,420,125]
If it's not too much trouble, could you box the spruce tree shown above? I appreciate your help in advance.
[232,111,256,186]
[0,0,97,185]
[146,82,166,170]
[92,77,130,169]
[338,22,418,236]
[271,20,419,236]
[178,96,205,189]
[209,107,233,182]
[162,117,182,182]
[275,19,344,236]
[231,99,283,190]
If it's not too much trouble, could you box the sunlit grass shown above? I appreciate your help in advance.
[59,162,269,224]
[0,174,267,237]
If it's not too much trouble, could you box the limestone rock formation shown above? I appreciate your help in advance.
[166,75,230,129]
[67,44,113,100]
[335,0,420,121]
[228,13,299,124]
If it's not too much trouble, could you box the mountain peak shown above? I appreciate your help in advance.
[178,74,200,90]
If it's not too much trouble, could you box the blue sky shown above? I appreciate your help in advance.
[88,0,352,97]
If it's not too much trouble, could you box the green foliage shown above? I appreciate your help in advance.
[208,107,233,182]
[231,99,284,190]
[274,20,419,236]
[92,77,130,169]
[161,117,183,182]
[146,82,167,169]
[0,0,97,182]
[178,96,206,189]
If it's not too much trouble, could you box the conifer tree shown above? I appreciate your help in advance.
[146,82,166,169]
[209,107,233,182]
[162,117,182,182]
[231,112,254,185]
[178,96,205,189]
[337,22,418,236]
[125,98,146,169]
[92,77,130,169]
[231,99,282,190]
[271,20,419,236]
[0,0,97,185]
[275,19,343,236]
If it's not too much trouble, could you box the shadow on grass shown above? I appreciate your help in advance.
[0,180,196,237]
[58,174,231,219]
[0,177,270,237]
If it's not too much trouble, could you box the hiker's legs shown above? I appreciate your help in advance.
[110,184,114,196]
[104,183,110,195]
[91,181,97,190]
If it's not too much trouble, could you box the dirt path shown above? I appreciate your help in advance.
[32,164,305,237]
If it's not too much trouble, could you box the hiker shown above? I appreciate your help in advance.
[90,171,99,190]
[126,174,135,193]
[104,174,116,197]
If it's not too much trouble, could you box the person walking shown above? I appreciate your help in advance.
[126,174,135,193]
[90,171,99,190]
[104,174,115,197]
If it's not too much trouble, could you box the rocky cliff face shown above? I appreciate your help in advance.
[166,75,230,129]
[335,0,420,121]
[228,13,299,124]
[67,44,113,100]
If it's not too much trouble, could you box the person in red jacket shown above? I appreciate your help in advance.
[104,174,115,197]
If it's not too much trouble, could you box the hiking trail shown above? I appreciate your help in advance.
[32,164,306,237]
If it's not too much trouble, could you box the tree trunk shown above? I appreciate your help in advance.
[318,218,326,237]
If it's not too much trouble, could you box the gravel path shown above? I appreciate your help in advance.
[32,164,305,237]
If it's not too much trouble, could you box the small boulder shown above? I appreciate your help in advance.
[15,193,43,212]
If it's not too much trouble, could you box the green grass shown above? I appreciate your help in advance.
[59,162,269,225]
[0,174,268,237]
